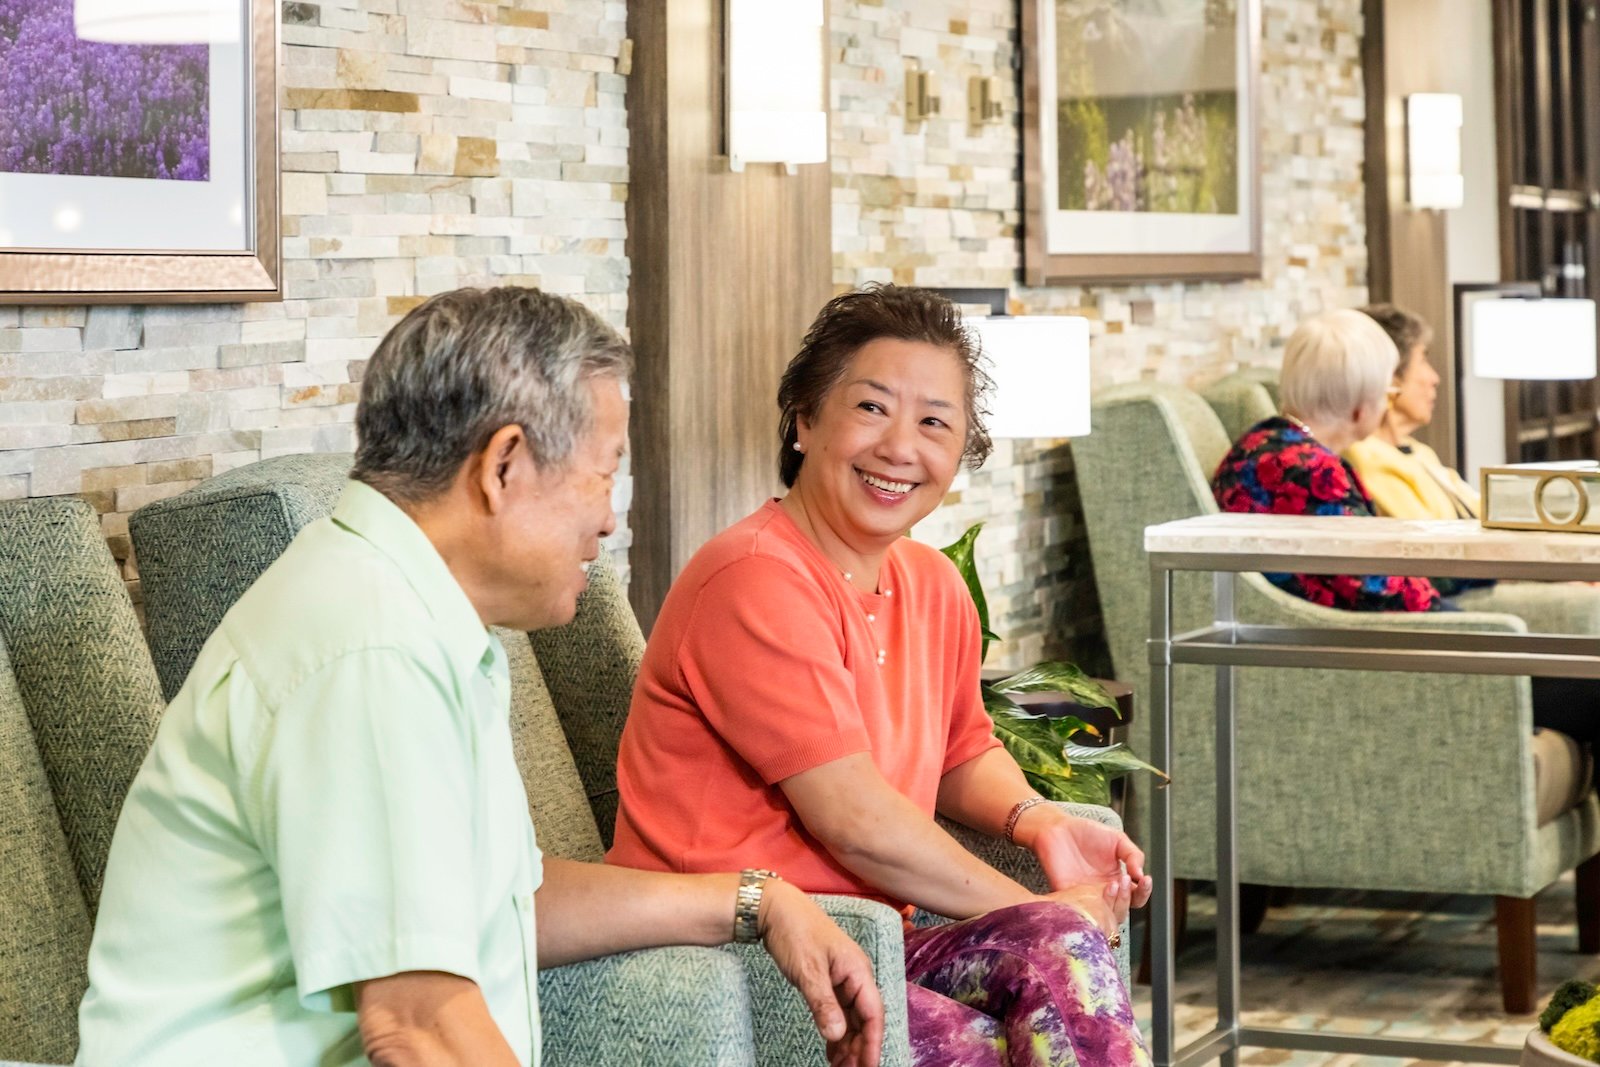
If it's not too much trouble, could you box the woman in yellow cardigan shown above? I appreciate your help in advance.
[1343,303,1481,519]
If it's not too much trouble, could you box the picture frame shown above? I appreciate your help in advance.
[0,0,279,304]
[1021,0,1262,286]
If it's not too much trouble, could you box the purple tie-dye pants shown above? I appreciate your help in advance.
[902,900,1151,1067]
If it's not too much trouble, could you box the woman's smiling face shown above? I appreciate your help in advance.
[793,336,968,549]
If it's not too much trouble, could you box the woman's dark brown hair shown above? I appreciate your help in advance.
[1358,303,1433,375]
[776,284,994,487]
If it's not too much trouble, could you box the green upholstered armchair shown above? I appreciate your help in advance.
[1200,369,1279,442]
[1071,381,1600,1013]
[0,499,165,1066]
[132,454,1131,1065]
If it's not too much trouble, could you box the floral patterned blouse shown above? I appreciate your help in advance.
[1211,417,1444,613]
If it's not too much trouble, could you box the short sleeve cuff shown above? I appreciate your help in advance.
[941,730,1003,776]
[759,727,873,785]
[297,934,482,1012]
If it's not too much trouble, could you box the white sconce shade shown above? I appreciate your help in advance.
[1407,93,1464,210]
[1471,298,1597,380]
[967,316,1092,438]
[75,0,239,43]
[725,0,827,172]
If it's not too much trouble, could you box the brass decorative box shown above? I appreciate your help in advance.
[1480,461,1600,532]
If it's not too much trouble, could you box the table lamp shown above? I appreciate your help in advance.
[1469,297,1597,381]
[965,315,1092,439]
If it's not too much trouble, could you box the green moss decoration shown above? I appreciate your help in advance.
[1541,979,1598,1034]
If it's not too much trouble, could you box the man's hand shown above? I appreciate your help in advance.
[1016,808,1153,911]
[354,971,521,1067]
[758,880,884,1067]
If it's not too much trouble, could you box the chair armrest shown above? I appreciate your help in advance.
[1454,580,1600,637]
[725,894,913,1067]
[538,946,755,1066]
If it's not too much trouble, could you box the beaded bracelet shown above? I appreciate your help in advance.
[1003,796,1050,845]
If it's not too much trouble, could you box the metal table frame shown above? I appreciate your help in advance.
[1147,547,1600,1067]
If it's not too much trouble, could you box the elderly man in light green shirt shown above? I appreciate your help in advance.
[76,288,883,1067]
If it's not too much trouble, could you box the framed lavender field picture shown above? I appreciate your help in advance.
[1022,0,1261,285]
[0,0,279,303]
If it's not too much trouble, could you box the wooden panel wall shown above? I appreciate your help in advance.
[1363,0,1459,467]
[626,0,834,631]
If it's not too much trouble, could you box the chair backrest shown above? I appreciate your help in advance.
[131,455,641,860]
[0,498,165,1064]
[1201,370,1279,442]
[1072,383,1541,894]
[132,454,349,700]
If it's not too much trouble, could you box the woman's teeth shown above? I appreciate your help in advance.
[858,470,916,494]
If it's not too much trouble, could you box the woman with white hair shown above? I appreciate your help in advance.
[1212,307,1598,801]
[1210,308,1445,612]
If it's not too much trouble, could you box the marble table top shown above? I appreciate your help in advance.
[1144,512,1600,576]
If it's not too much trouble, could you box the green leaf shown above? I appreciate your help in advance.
[983,684,1098,738]
[939,522,994,663]
[988,661,1120,713]
[1061,741,1171,784]
[1022,765,1113,807]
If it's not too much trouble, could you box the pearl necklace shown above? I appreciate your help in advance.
[841,570,891,668]
[1281,412,1317,440]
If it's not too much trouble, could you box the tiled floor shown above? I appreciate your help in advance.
[1128,872,1597,1065]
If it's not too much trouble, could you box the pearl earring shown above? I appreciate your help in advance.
[793,442,804,453]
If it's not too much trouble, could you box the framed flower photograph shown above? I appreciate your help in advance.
[0,0,279,303]
[1022,0,1262,285]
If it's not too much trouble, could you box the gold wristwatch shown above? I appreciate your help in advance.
[733,868,781,943]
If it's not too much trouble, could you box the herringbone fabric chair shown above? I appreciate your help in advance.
[0,499,165,1065]
[134,454,1134,1065]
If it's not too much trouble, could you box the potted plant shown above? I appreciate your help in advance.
[941,522,1167,807]
[1526,980,1600,1065]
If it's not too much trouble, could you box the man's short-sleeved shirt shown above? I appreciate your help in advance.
[607,500,999,905]
[76,480,544,1067]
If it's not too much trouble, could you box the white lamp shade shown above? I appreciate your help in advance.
[967,316,1092,439]
[726,0,827,170]
[75,0,239,44]
[1470,298,1598,380]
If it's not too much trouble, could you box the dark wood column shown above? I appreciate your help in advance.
[1363,0,1459,468]
[625,0,834,631]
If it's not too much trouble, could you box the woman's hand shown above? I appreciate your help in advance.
[759,880,885,1067]
[1017,807,1153,911]
[1046,875,1133,937]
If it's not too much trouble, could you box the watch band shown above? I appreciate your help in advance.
[733,868,780,943]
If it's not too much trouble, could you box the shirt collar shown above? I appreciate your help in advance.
[330,479,494,674]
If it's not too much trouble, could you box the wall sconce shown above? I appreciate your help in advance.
[725,0,827,173]
[965,316,1092,439]
[968,76,1004,126]
[75,0,239,43]
[905,66,941,128]
[1406,93,1464,210]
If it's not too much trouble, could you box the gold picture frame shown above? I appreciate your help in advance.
[0,0,279,304]
[1021,0,1263,285]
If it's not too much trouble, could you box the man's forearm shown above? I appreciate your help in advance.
[534,859,746,967]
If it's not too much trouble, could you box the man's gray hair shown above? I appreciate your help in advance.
[1280,308,1399,425]
[352,286,632,503]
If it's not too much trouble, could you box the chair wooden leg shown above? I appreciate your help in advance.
[1578,854,1600,954]
[1138,878,1188,985]
[1495,895,1538,1015]
[1240,883,1272,935]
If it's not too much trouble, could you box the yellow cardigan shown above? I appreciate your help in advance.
[1344,436,1481,520]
